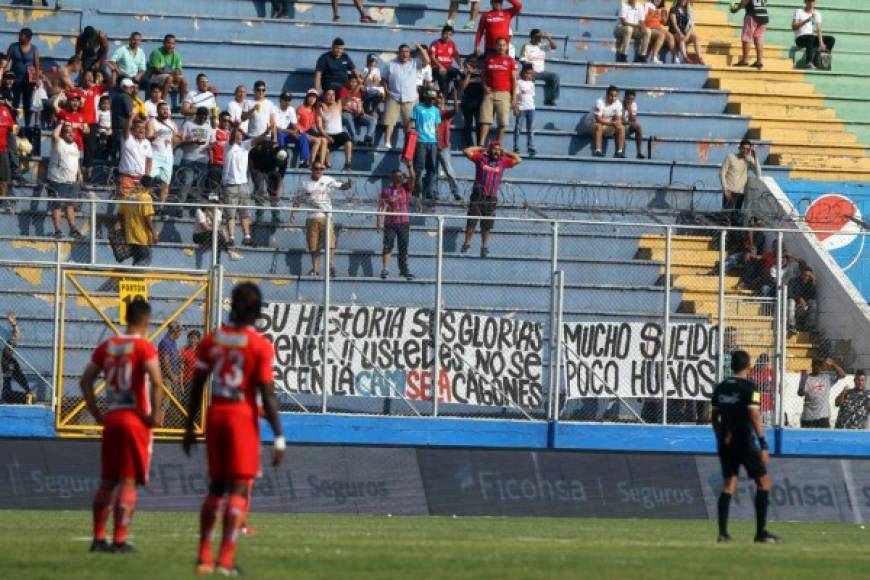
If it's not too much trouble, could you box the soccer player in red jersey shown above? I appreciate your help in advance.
[81,298,165,554]
[474,0,523,55]
[183,282,285,576]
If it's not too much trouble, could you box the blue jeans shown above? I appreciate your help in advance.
[513,109,535,150]
[278,130,311,162]
[342,111,376,142]
[179,160,209,203]
[414,142,439,200]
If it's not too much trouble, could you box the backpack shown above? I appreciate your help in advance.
[814,50,832,71]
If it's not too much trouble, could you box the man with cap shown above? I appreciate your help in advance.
[410,89,442,204]
[276,91,312,167]
[315,37,359,94]
[53,89,89,152]
[111,78,137,162]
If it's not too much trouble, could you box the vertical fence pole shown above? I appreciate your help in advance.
[662,226,673,425]
[89,198,97,265]
[212,264,224,332]
[774,232,785,428]
[717,230,727,382]
[50,242,63,413]
[547,221,559,421]
[552,270,565,421]
[321,212,332,414]
[432,216,444,417]
[211,206,220,269]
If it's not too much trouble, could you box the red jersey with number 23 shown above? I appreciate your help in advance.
[196,325,274,410]
[90,334,158,418]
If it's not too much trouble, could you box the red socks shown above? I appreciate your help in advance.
[216,493,248,569]
[113,484,137,545]
[198,495,224,565]
[92,488,113,542]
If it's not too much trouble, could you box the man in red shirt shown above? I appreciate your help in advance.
[377,159,415,280]
[0,93,15,202]
[430,25,463,99]
[180,329,201,393]
[80,298,165,553]
[474,0,523,55]
[208,111,231,193]
[55,90,89,152]
[462,141,520,257]
[479,37,517,146]
[183,282,285,576]
[79,70,105,179]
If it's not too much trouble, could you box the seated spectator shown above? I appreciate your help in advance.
[720,139,761,226]
[731,0,768,69]
[834,370,869,430]
[221,124,270,247]
[331,0,375,23]
[614,0,650,63]
[146,34,188,104]
[644,0,674,64]
[290,163,353,277]
[461,142,521,257]
[338,77,376,146]
[479,37,516,145]
[377,161,416,280]
[435,92,461,201]
[75,25,109,75]
[411,89,442,203]
[108,31,147,87]
[793,0,835,70]
[319,88,353,170]
[193,194,241,261]
[241,80,276,139]
[182,73,217,118]
[270,0,291,18]
[788,267,817,333]
[276,91,312,167]
[430,25,463,100]
[723,215,765,272]
[519,29,559,106]
[147,100,180,208]
[447,0,481,30]
[512,64,536,156]
[459,55,484,147]
[179,106,215,204]
[47,122,84,240]
[315,37,359,94]
[381,44,422,149]
[249,140,290,224]
[622,90,645,159]
[580,85,625,158]
[297,89,328,166]
[1,312,31,404]
[798,357,846,429]
[361,54,384,114]
[669,0,704,64]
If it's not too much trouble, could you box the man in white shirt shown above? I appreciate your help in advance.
[227,85,250,133]
[180,106,215,204]
[381,44,424,149]
[276,91,311,167]
[181,73,217,120]
[519,29,559,106]
[147,101,180,207]
[241,80,277,139]
[47,122,84,240]
[580,85,625,158]
[221,124,270,247]
[614,0,650,63]
[290,163,353,277]
[793,0,835,69]
[118,113,153,199]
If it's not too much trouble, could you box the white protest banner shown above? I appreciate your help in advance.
[562,321,719,400]
[257,303,544,410]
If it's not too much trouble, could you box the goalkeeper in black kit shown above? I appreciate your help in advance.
[711,350,781,544]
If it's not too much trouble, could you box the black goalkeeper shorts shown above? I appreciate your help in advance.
[718,443,767,479]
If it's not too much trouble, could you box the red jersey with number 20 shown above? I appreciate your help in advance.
[196,325,275,410]
[90,335,158,418]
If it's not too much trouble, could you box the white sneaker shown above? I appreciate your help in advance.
[652,56,663,64]
[384,143,392,150]
[228,250,242,261]
[673,55,682,64]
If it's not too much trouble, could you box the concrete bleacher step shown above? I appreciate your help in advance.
[635,248,719,265]
[727,101,840,121]
[671,275,742,292]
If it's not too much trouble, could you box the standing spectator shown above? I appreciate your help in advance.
[227,85,250,133]
[117,113,152,199]
[1,28,40,126]
[614,0,651,63]
[381,44,420,149]
[0,93,13,204]
[720,139,761,226]
[580,85,625,158]
[53,90,89,153]
[80,71,106,180]
[117,177,158,267]
[793,1,835,70]
[110,78,137,164]
[478,37,516,146]
[519,29,559,106]
[207,111,231,193]
[834,370,869,430]
[410,89,442,204]
[276,91,312,167]
[512,64,536,156]
[249,141,290,224]
[297,89,328,166]
[622,90,645,159]
[222,124,269,247]
[47,122,84,240]
[361,54,385,114]
[180,106,215,204]
[377,162,416,280]
[644,0,675,64]
[319,88,353,170]
[147,101,180,208]
[158,322,183,398]
[787,267,817,334]
[331,0,375,23]
[290,164,353,277]
[670,0,705,64]
[459,55,484,147]
[732,0,768,69]
[474,0,523,56]
[798,357,846,429]
[447,0,481,30]
[146,34,188,103]
[315,38,359,94]
[95,94,112,162]
[460,142,521,257]
[179,330,202,405]
[109,32,147,86]
[435,92,461,201]
[75,26,110,75]
[182,73,217,118]
[338,77,376,147]
[44,56,81,98]
[242,80,277,139]
[0,75,19,182]
[1,312,31,404]
[430,25,463,100]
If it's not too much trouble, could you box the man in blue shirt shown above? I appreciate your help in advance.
[158,322,182,393]
[410,89,442,203]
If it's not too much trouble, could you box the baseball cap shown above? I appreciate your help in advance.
[120,78,134,88]
[279,91,293,101]
[66,89,84,100]
[306,88,319,96]
[425,89,438,99]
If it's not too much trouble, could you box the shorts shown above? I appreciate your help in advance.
[47,180,81,209]
[466,191,497,232]
[718,442,767,480]
[327,132,350,150]
[581,114,617,136]
[101,410,153,485]
[149,73,178,87]
[383,96,417,128]
[480,91,511,127]
[221,183,251,220]
[118,174,143,198]
[150,152,174,184]
[306,216,336,252]
[205,404,260,481]
[741,16,767,43]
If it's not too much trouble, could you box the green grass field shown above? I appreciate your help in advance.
[1,511,868,579]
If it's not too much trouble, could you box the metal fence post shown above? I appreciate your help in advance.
[717,230,727,382]
[211,208,220,269]
[212,263,224,332]
[50,242,63,413]
[662,226,673,425]
[774,232,786,428]
[552,270,565,422]
[432,216,444,417]
[547,221,559,421]
[321,212,332,414]
[89,198,97,265]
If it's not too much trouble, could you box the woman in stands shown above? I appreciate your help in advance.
[1,28,41,126]
[318,88,353,171]
[645,0,674,64]
[297,89,328,168]
[669,0,704,65]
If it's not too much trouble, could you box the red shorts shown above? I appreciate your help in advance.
[101,410,153,485]
[206,404,260,482]
[741,16,766,43]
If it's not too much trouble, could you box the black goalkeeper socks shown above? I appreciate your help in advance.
[718,492,732,536]
[755,489,769,535]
